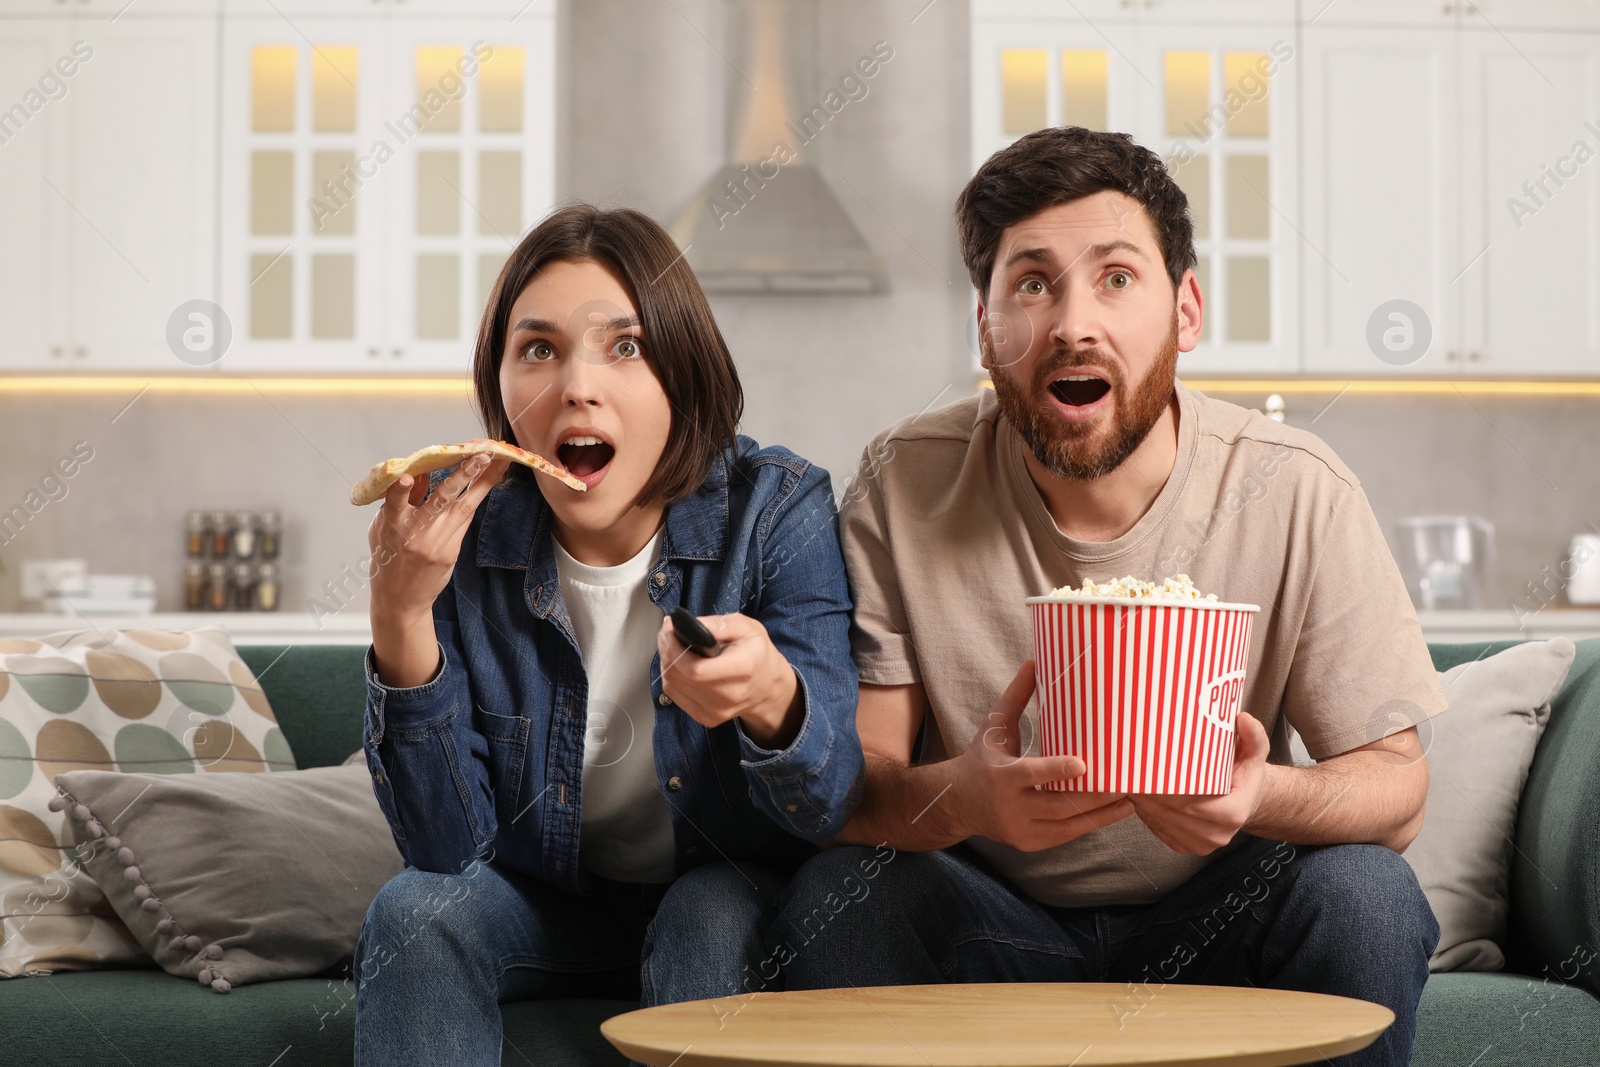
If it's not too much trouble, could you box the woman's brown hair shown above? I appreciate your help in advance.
[472,203,744,507]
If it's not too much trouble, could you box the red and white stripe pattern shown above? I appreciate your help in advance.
[1030,598,1258,795]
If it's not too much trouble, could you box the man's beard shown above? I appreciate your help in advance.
[988,314,1180,481]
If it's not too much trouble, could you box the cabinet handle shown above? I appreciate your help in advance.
[367,346,380,358]
[390,347,403,358]
[1468,351,1481,362]
[73,345,86,358]
[50,345,64,359]
[1445,350,1457,361]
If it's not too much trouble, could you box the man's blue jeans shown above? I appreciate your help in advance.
[354,858,785,1066]
[773,835,1440,1067]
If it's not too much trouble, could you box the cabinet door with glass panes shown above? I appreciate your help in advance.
[970,6,1299,374]
[218,17,390,370]
[383,13,554,371]
[217,9,554,372]
[1131,21,1298,374]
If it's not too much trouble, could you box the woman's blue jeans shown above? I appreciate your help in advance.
[353,858,784,1066]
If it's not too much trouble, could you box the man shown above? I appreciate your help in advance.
[772,127,1446,1066]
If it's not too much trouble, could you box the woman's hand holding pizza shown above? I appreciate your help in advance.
[367,454,509,687]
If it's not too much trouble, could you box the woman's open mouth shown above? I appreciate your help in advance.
[1046,373,1113,422]
[556,434,615,489]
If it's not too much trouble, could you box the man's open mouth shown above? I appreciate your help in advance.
[1048,373,1112,408]
[556,433,616,485]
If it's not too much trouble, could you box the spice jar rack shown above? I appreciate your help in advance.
[183,510,282,612]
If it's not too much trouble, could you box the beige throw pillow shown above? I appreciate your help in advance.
[0,628,293,977]
[1408,639,1575,971]
[1287,639,1575,971]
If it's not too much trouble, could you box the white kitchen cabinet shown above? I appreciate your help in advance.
[0,19,70,370]
[1133,20,1298,375]
[0,14,216,370]
[1462,0,1600,31]
[1295,0,1456,28]
[0,1,216,13]
[222,0,540,14]
[216,8,555,372]
[976,0,1600,378]
[1293,0,1600,30]
[1299,27,1464,375]
[216,15,392,371]
[0,1,553,372]
[381,15,555,371]
[1302,23,1600,376]
[66,16,219,368]
[970,5,1299,374]
[1458,31,1600,375]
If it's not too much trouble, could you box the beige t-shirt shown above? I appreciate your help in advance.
[841,381,1448,907]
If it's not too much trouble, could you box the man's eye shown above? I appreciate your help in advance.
[1018,278,1047,296]
[1107,271,1131,289]
[524,341,556,362]
[611,337,643,360]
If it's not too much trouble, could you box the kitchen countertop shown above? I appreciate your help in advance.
[3,609,1597,647]
[0,612,371,645]
[1416,608,1600,643]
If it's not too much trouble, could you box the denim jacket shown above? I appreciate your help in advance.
[362,436,863,893]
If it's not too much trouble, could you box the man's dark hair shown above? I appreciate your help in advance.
[472,203,743,507]
[955,126,1197,298]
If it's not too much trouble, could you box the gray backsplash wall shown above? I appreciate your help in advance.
[1,0,1596,621]
[1252,389,1600,615]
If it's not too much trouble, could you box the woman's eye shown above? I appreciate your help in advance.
[611,337,643,360]
[1107,271,1131,290]
[523,341,556,362]
[1018,278,1047,296]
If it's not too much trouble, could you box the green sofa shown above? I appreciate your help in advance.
[2,639,1598,1066]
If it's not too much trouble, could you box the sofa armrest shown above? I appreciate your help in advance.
[1508,636,1600,994]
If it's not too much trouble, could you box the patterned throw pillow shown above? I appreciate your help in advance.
[0,628,295,977]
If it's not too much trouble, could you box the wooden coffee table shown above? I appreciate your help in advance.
[601,983,1393,1066]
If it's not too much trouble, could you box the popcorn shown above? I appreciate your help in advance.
[1047,573,1220,602]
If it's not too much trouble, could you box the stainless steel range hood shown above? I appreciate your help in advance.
[669,0,888,294]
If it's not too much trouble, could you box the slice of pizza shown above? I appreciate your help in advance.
[350,439,586,505]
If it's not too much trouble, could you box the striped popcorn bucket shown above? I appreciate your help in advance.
[1025,596,1260,795]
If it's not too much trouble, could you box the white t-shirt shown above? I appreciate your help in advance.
[554,528,676,883]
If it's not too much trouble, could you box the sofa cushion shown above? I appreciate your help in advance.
[1413,971,1600,1067]
[0,628,294,978]
[1505,637,1600,997]
[0,969,632,1067]
[53,763,401,993]
[236,646,366,771]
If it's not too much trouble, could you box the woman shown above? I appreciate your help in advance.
[353,205,862,1065]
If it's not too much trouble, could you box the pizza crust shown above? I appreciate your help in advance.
[349,438,587,505]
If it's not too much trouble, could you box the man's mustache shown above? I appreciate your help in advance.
[1032,350,1123,387]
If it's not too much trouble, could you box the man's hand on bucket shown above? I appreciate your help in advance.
[1129,713,1271,855]
[950,660,1136,853]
